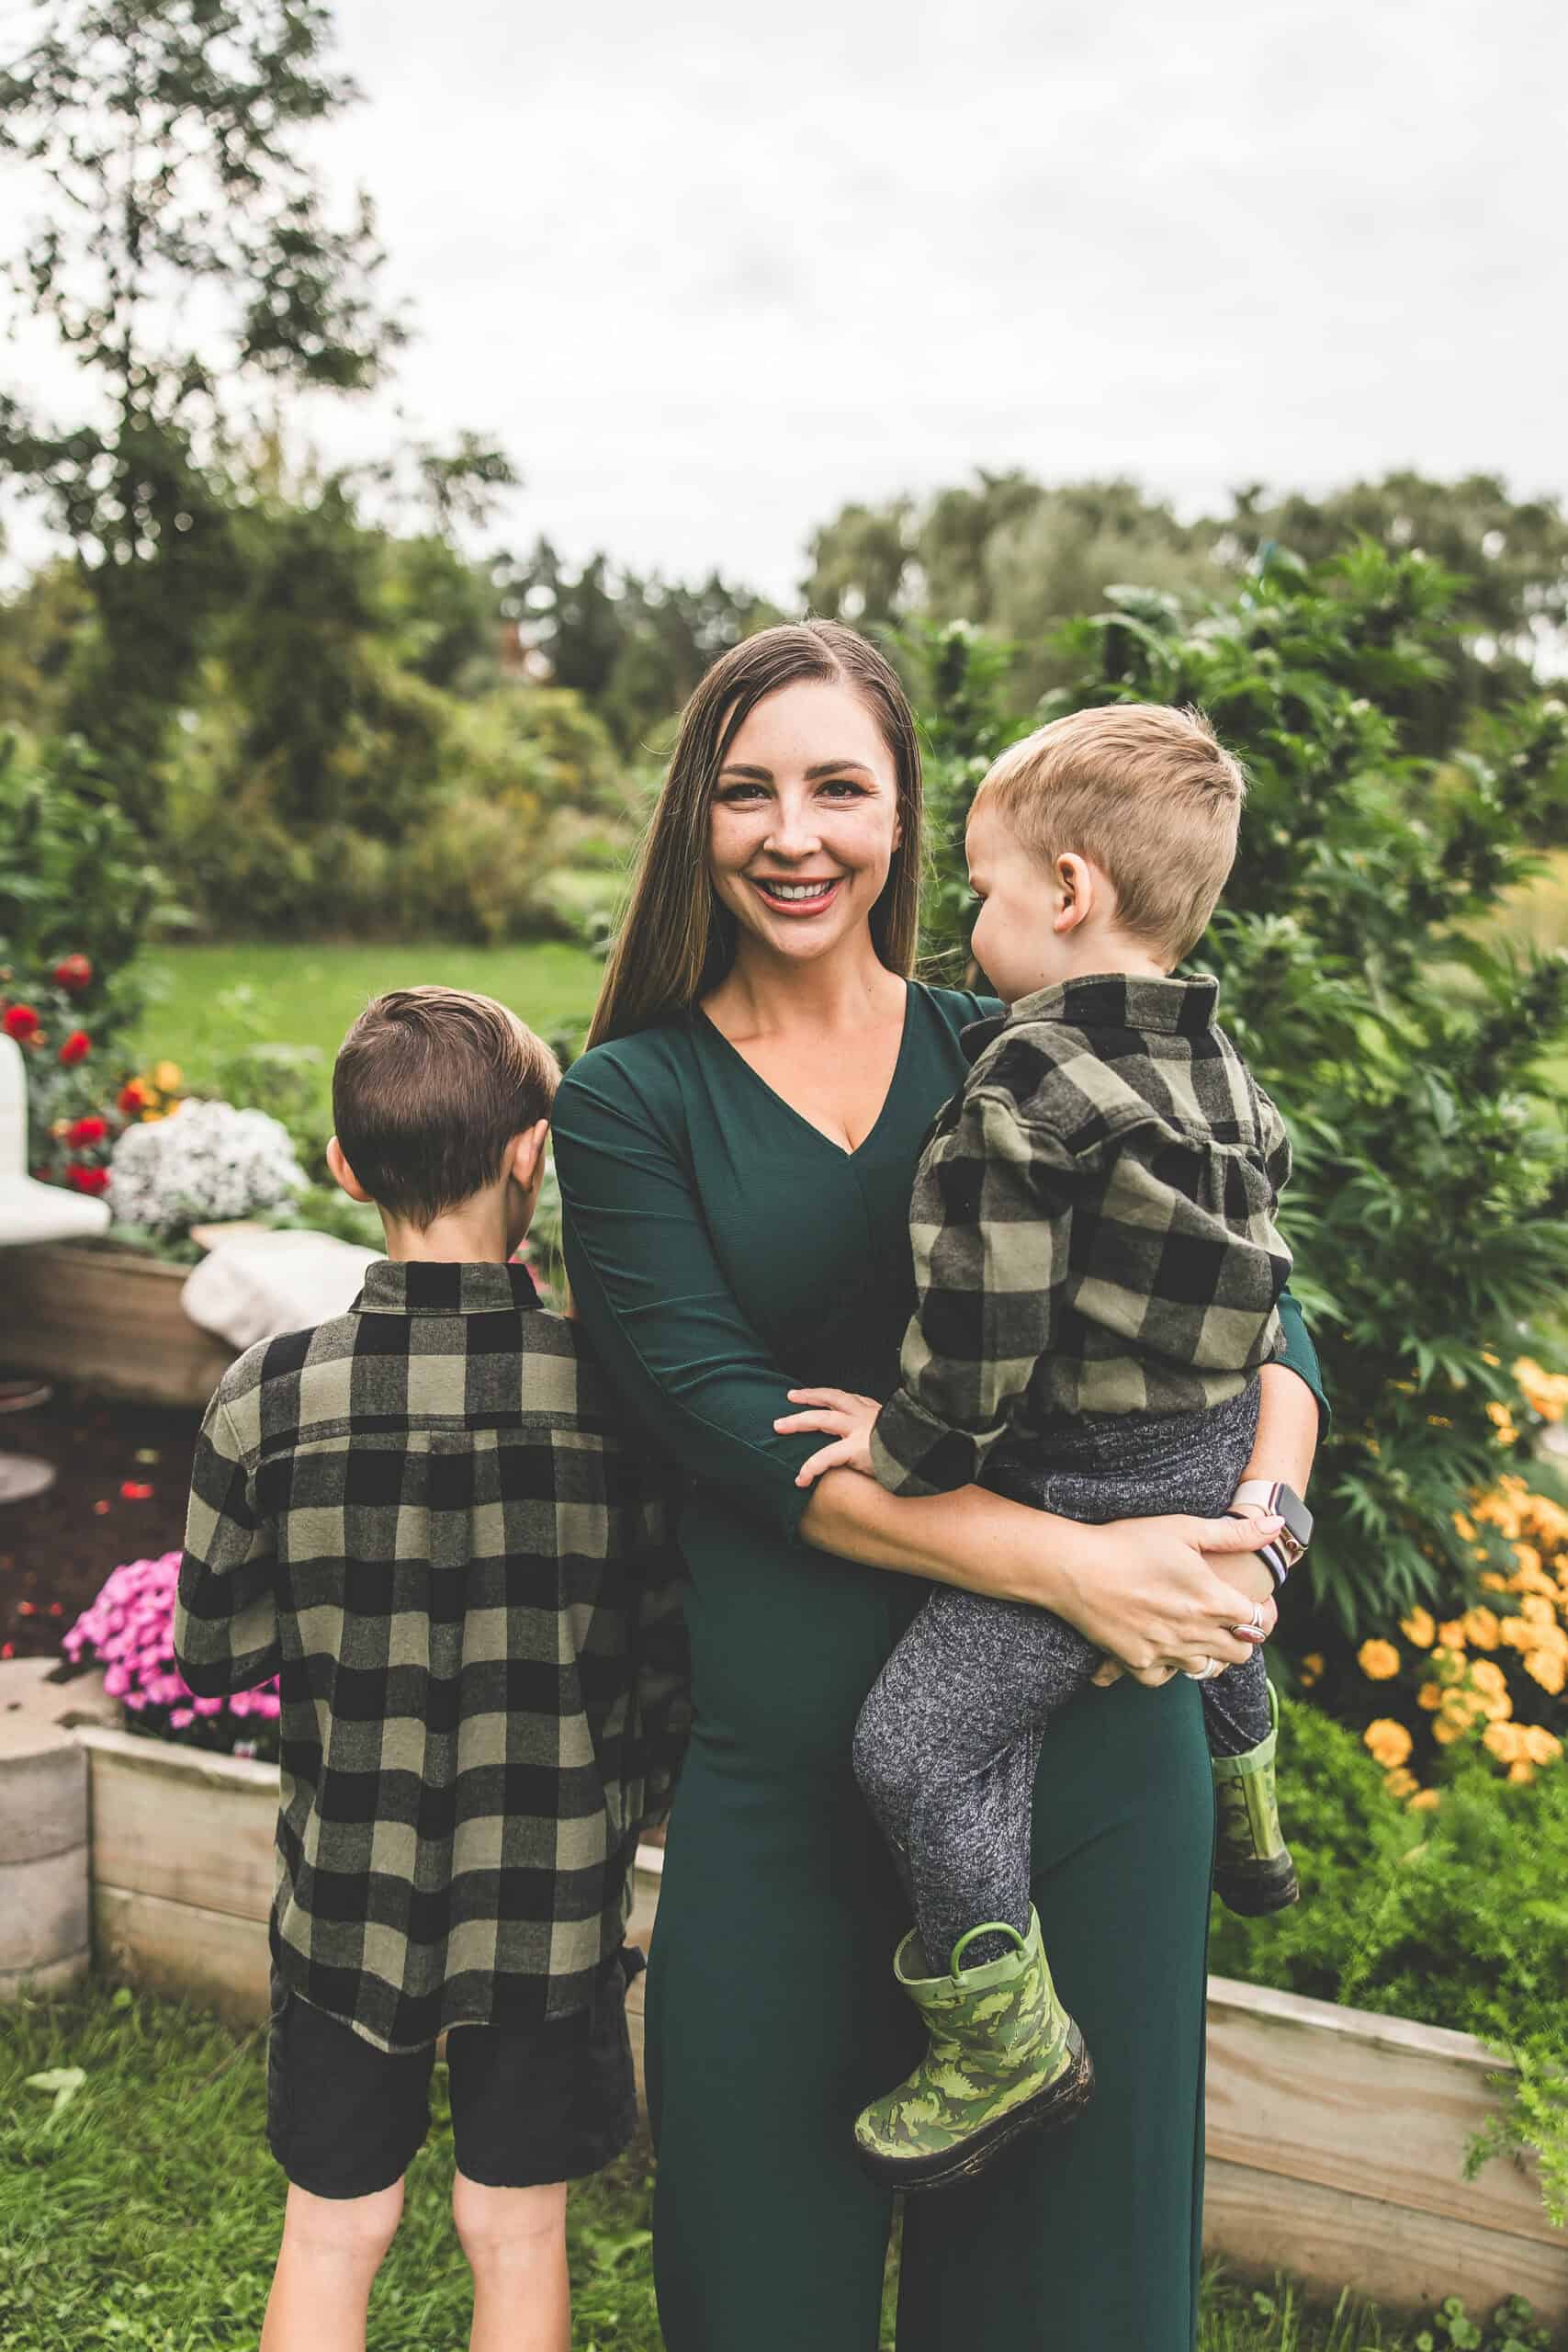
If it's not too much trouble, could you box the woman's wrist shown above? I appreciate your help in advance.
[798,1467,1097,1611]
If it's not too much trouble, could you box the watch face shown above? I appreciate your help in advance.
[1276,1486,1314,1550]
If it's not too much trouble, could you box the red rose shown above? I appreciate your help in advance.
[58,1029,91,1065]
[65,1163,110,1195]
[3,1004,41,1043]
[53,953,93,994]
[66,1114,108,1148]
[118,1080,148,1114]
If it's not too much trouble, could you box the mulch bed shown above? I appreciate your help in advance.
[0,1384,198,1659]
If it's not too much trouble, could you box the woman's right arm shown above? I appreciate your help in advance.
[553,1048,1276,1679]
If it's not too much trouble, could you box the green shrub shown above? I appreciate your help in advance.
[1213,1700,1568,2223]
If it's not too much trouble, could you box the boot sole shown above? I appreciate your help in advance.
[1214,1856,1300,1917]
[854,2023,1096,2195]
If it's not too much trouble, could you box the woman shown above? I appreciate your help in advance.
[552,622,1323,2350]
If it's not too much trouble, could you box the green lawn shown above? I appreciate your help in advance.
[0,1981,1530,2352]
[130,939,604,1116]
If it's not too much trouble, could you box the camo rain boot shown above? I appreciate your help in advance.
[852,1905,1094,2193]
[1212,1679,1299,1916]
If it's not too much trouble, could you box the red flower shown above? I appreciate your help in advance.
[66,1114,108,1148]
[58,1029,91,1065]
[65,1163,110,1195]
[118,1080,148,1114]
[53,953,93,994]
[3,1004,41,1043]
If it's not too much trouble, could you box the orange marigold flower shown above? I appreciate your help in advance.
[1461,1608,1501,1650]
[1409,1788,1441,1812]
[1468,1657,1507,1697]
[1437,1619,1467,1650]
[1298,1653,1324,1690]
[1525,1649,1567,1695]
[1358,1639,1401,1682]
[1400,1608,1437,1649]
[1483,1721,1526,1763]
[1508,1760,1536,1784]
[1453,1512,1478,1541]
[1384,1767,1419,1800]
[1523,1725,1563,1767]
[1363,1718,1414,1770]
[1417,1681,1443,1712]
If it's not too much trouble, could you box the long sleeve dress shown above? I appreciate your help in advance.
[552,979,1325,2352]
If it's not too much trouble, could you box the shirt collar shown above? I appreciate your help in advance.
[352,1259,541,1317]
[961,972,1220,1062]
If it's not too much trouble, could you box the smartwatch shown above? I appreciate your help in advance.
[1226,1478,1313,1587]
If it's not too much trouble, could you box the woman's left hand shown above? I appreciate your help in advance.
[774,1387,883,1487]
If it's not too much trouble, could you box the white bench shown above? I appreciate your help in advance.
[0,1033,111,1501]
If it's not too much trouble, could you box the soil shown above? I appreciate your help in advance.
[0,1383,198,1659]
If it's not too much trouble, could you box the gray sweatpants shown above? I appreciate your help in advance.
[852,1384,1269,1972]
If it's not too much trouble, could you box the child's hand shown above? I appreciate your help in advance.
[773,1388,883,1488]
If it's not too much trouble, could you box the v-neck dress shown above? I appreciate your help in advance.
[553,981,1324,2352]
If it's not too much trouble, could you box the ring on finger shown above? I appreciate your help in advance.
[1230,1601,1268,1641]
[1182,1656,1221,1681]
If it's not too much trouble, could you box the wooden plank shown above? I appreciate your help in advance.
[1204,2157,1568,2326]
[1205,1974,1549,2247]
[81,1729,276,1925]
[0,1243,234,1407]
[94,1883,271,2030]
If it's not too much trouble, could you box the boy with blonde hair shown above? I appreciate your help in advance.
[175,986,687,2352]
[783,706,1309,2191]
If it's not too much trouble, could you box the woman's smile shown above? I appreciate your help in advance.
[749,874,845,916]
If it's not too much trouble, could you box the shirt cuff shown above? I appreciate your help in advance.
[870,1390,980,1498]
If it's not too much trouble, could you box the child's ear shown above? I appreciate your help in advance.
[1053,854,1096,934]
[510,1118,551,1193]
[326,1136,372,1203]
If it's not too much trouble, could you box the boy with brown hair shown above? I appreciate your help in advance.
[175,986,687,2352]
[781,705,1310,2191]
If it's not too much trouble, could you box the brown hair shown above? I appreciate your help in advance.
[973,704,1248,964]
[587,620,923,1047]
[333,986,559,1227]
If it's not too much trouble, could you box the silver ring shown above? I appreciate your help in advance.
[1230,1601,1267,1640]
[1182,1657,1222,1681]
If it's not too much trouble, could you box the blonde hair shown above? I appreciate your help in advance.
[588,621,923,1048]
[973,704,1247,963]
[333,986,559,1227]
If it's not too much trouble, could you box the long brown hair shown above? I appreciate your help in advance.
[587,621,923,1048]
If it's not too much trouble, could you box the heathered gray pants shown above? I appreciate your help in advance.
[852,1384,1269,1972]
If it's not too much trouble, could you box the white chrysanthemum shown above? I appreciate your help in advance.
[108,1099,306,1237]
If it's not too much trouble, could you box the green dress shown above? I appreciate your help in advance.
[553,981,1324,2352]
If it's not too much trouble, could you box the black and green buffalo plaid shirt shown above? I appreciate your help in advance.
[870,974,1293,1498]
[174,1259,689,2052]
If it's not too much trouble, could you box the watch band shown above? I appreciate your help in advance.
[1228,1477,1312,1586]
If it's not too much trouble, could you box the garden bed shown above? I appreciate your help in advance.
[65,1724,1564,2327]
[0,1241,233,1408]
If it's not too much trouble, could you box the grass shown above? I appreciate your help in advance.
[130,939,604,1121]
[0,1980,1527,2352]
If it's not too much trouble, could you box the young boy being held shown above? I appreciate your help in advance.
[779,706,1312,2192]
[175,988,687,2352]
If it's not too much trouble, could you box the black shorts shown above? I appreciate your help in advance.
[265,1952,640,2199]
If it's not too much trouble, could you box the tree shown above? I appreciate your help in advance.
[0,0,404,819]
[917,553,1568,1645]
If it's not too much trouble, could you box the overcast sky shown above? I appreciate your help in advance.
[6,0,1568,596]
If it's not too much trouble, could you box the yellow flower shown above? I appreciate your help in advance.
[1437,1619,1467,1651]
[1409,1788,1441,1811]
[1483,1720,1526,1763]
[1520,1595,1557,1627]
[1468,1657,1507,1697]
[1298,1653,1324,1690]
[152,1059,183,1092]
[1523,1725,1563,1767]
[1417,1681,1443,1712]
[1400,1608,1437,1649]
[1461,1608,1501,1651]
[1508,1759,1536,1784]
[1358,1639,1401,1682]
[1363,1718,1414,1770]
[1514,1358,1568,1424]
[1431,1715,1465,1746]
[1525,1649,1567,1695]
[1384,1767,1419,1800]
[1453,1513,1477,1541]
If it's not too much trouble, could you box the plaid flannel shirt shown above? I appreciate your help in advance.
[870,974,1293,1498]
[174,1259,689,2052]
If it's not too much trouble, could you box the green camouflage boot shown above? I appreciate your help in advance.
[1213,1680,1299,1916]
[852,1906,1094,2193]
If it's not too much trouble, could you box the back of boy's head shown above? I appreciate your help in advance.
[973,704,1248,964]
[333,986,560,1227]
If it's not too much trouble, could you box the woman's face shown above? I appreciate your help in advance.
[707,678,902,967]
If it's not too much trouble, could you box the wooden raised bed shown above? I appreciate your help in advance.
[74,1728,1565,2324]
[0,1241,234,1408]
